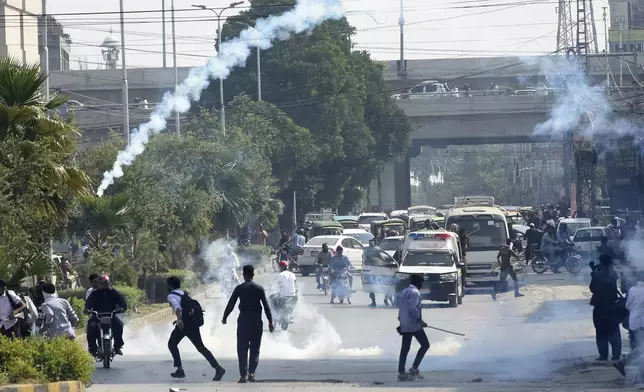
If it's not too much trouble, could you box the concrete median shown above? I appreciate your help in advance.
[0,381,84,392]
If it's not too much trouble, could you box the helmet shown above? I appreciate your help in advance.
[449,223,459,231]
[296,229,305,235]
[279,260,288,268]
[97,275,110,284]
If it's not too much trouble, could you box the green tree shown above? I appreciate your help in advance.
[200,2,412,211]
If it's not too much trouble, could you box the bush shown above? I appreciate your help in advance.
[112,284,145,312]
[58,289,86,301]
[238,245,272,266]
[164,269,197,289]
[0,336,94,386]
[68,297,87,328]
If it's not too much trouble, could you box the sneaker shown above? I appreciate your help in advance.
[612,356,622,361]
[171,369,186,378]
[397,372,414,381]
[248,373,256,382]
[368,302,376,307]
[238,377,247,383]
[595,356,608,361]
[213,366,226,381]
[514,292,525,297]
[409,368,424,379]
[114,347,123,355]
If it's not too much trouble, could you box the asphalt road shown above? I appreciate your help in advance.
[88,267,628,391]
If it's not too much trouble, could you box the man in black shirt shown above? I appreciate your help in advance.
[222,265,274,383]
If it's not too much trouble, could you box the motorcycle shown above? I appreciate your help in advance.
[330,268,351,304]
[90,310,118,369]
[317,265,330,295]
[273,244,300,273]
[269,294,297,331]
[531,243,582,274]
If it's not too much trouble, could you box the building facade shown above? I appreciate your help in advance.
[38,16,72,71]
[0,0,41,64]
[609,0,644,52]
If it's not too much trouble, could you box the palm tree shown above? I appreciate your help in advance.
[67,194,133,249]
[0,57,91,221]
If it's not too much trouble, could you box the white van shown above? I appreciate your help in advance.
[396,230,465,307]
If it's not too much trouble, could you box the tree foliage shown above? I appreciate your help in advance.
[200,1,412,212]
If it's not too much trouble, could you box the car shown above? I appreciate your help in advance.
[378,236,404,258]
[573,226,621,262]
[342,229,374,247]
[297,235,365,276]
[557,218,592,241]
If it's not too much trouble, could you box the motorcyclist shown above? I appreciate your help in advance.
[278,230,289,248]
[219,244,241,295]
[525,223,541,261]
[540,226,559,269]
[289,229,306,256]
[315,243,332,289]
[556,222,573,245]
[271,261,298,312]
[84,275,127,356]
[329,245,352,304]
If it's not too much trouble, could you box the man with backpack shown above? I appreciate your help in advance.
[0,280,27,338]
[166,276,226,381]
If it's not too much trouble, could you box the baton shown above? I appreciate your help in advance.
[424,324,465,337]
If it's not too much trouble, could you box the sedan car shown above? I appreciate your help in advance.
[342,228,375,246]
[297,235,364,276]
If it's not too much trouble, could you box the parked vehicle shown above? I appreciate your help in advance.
[297,235,365,276]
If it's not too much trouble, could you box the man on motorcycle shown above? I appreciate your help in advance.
[85,275,127,356]
[289,229,306,258]
[525,223,541,261]
[271,261,298,313]
[219,245,241,296]
[329,246,353,304]
[315,243,332,289]
[540,226,559,269]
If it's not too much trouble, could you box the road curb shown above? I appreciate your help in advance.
[0,381,84,392]
[76,263,272,341]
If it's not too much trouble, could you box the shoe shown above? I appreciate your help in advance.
[248,373,256,382]
[238,377,247,383]
[88,349,98,357]
[114,347,123,355]
[614,361,626,377]
[171,369,186,378]
[514,292,525,297]
[409,368,424,380]
[368,302,376,307]
[213,366,226,381]
[347,298,351,304]
[397,372,414,381]
[612,356,622,361]
[595,356,608,361]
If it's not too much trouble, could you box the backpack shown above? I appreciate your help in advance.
[7,291,32,325]
[171,292,204,327]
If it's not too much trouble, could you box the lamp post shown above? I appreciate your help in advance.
[119,0,130,145]
[172,0,180,135]
[192,2,246,136]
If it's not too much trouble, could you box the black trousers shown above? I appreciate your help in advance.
[237,316,263,377]
[0,322,22,339]
[87,316,124,353]
[168,325,220,369]
[398,328,430,373]
[593,308,621,359]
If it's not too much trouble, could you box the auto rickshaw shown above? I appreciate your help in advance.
[380,218,406,236]
[370,220,389,241]
[430,215,445,227]
[408,215,437,231]
[337,218,359,229]
[309,220,344,238]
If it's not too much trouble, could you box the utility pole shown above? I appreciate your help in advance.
[620,16,624,86]
[398,0,406,77]
[162,0,167,67]
[171,0,180,135]
[42,0,49,101]
[119,0,130,144]
[603,7,609,88]
[257,44,261,101]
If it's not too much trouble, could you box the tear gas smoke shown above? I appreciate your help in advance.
[96,0,344,196]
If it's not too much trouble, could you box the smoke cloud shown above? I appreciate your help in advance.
[96,0,345,196]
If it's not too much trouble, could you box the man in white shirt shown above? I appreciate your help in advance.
[0,280,27,338]
[218,245,241,297]
[276,261,298,298]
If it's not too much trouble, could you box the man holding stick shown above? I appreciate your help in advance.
[396,274,430,381]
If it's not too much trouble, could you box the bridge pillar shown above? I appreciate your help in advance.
[367,154,412,213]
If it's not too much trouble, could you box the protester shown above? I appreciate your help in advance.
[397,274,430,381]
[615,281,644,376]
[222,265,274,383]
[39,283,79,339]
[166,276,226,380]
[589,254,622,361]
[0,280,26,338]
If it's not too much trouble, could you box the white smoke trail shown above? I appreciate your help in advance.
[96,0,345,196]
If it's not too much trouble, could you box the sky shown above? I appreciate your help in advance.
[41,0,613,69]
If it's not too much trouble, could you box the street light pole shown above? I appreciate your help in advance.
[119,0,130,145]
[42,0,49,101]
[171,0,180,135]
[256,45,261,101]
[162,0,167,67]
[192,2,244,136]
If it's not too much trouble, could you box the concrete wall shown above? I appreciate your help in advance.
[0,0,41,65]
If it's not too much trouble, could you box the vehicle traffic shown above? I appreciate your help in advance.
[298,235,364,276]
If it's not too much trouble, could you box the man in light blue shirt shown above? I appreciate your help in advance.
[329,246,353,288]
[397,274,430,381]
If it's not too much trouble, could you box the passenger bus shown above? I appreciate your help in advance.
[444,196,520,288]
